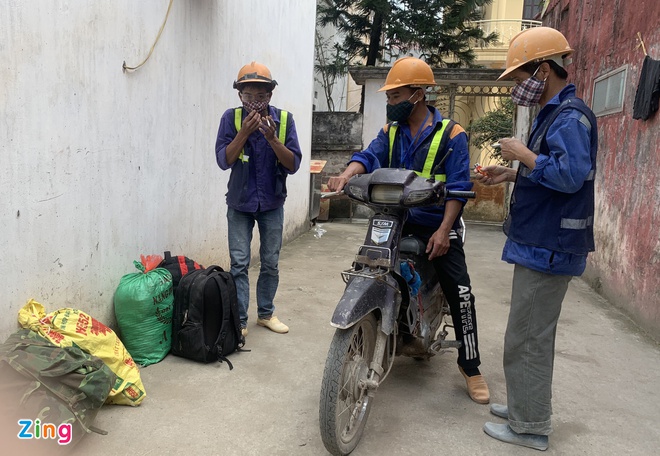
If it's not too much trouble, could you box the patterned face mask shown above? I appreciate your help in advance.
[511,67,546,107]
[386,91,420,122]
[242,100,269,113]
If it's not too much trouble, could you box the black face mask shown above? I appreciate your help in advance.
[386,91,419,122]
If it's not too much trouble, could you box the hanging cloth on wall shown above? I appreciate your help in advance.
[632,55,660,120]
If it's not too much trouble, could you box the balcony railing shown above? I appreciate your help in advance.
[474,19,542,47]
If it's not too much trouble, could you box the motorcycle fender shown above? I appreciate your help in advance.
[331,275,400,333]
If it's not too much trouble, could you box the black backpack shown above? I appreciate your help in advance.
[159,251,203,291]
[171,266,244,369]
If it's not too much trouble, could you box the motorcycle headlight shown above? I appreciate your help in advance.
[370,185,403,204]
[404,190,433,205]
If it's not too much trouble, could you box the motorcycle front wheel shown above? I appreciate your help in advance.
[319,313,378,456]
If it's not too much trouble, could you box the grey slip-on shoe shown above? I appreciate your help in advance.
[490,403,508,419]
[483,422,549,451]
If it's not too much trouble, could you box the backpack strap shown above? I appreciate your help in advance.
[210,266,245,370]
[187,270,210,325]
[215,268,245,349]
[174,269,206,330]
[175,270,196,331]
[209,271,234,370]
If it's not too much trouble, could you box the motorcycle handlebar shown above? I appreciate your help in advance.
[446,190,476,199]
[321,191,345,199]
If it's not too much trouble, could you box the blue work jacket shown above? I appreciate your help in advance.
[503,85,597,275]
[349,106,472,229]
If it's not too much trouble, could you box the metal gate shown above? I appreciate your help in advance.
[428,73,514,222]
[430,82,513,168]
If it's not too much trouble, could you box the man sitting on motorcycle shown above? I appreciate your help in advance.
[327,57,489,404]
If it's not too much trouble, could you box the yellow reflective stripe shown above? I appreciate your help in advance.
[420,119,451,178]
[386,120,450,177]
[275,110,289,166]
[234,108,248,162]
[235,108,287,164]
[388,124,398,165]
[234,107,242,131]
[279,110,288,144]
[413,170,446,182]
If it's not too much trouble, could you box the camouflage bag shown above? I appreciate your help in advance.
[0,329,116,453]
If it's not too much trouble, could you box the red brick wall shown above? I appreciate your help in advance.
[545,0,660,339]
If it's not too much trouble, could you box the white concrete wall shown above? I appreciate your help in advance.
[361,78,388,148]
[0,1,316,340]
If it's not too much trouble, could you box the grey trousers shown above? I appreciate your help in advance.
[504,264,572,435]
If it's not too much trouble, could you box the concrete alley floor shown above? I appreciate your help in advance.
[68,221,660,456]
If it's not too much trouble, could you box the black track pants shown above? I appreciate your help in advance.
[403,223,480,369]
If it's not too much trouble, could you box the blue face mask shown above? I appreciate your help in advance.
[387,91,420,122]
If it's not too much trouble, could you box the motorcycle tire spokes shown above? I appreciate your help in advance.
[319,314,378,455]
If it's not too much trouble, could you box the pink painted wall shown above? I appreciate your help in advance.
[544,0,660,339]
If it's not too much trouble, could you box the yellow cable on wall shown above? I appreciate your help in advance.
[123,0,174,72]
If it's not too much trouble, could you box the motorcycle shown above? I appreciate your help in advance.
[318,167,475,456]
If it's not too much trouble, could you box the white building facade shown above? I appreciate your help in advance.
[1,1,317,340]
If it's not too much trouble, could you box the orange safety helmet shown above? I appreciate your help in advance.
[378,57,436,92]
[498,26,574,80]
[233,62,278,90]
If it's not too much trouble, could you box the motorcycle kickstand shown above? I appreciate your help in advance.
[428,338,462,355]
[428,324,462,355]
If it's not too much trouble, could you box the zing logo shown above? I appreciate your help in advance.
[17,419,72,445]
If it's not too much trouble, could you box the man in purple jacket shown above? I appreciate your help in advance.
[215,62,302,337]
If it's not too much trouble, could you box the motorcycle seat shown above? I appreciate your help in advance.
[400,236,426,255]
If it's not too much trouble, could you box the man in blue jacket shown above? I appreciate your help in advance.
[477,27,598,451]
[215,62,302,337]
[328,57,490,405]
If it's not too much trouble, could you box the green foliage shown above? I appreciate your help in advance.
[467,98,514,164]
[316,0,497,67]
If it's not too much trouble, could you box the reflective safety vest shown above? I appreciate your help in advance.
[234,108,288,163]
[504,97,598,254]
[387,118,455,182]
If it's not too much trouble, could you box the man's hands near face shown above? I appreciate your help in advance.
[259,115,277,141]
[242,109,263,135]
[241,110,278,143]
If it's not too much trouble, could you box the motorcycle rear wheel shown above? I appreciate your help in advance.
[319,313,378,456]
